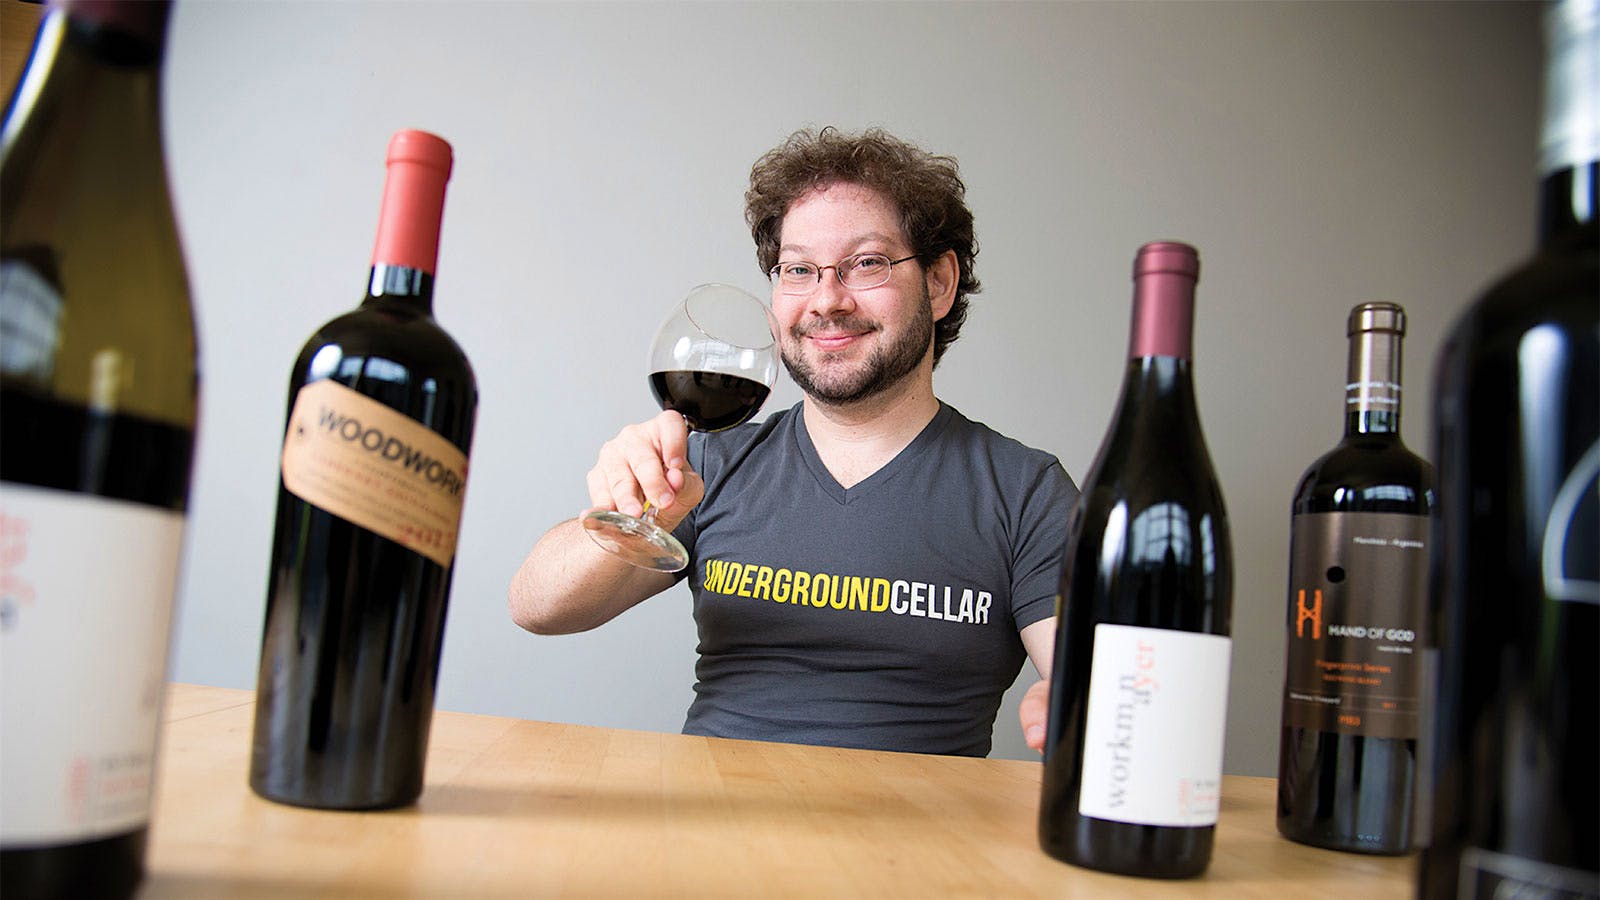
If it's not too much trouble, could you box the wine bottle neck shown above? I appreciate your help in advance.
[1125,355,1196,394]
[1,7,172,254]
[368,131,453,280]
[1346,409,1401,437]
[1127,242,1199,361]
[1536,162,1598,247]
[364,264,434,311]
[57,1,171,65]
[3,6,168,150]
[1344,306,1405,437]
[1113,355,1203,442]
[1537,1,1597,246]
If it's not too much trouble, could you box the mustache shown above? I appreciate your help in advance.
[792,316,880,338]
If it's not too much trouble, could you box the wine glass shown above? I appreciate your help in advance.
[581,283,778,571]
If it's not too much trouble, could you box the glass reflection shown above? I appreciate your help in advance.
[1129,501,1192,567]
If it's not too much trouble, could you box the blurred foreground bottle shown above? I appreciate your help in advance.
[1420,0,1598,896]
[249,129,477,810]
[0,2,197,897]
[1038,241,1233,879]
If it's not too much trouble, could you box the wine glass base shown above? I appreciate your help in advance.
[580,509,689,573]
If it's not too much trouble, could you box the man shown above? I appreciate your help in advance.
[510,127,1076,757]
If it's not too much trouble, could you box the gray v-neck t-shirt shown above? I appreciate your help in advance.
[672,401,1078,757]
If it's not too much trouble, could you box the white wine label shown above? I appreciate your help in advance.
[280,379,468,567]
[1077,623,1231,827]
[1282,511,1428,738]
[0,483,183,843]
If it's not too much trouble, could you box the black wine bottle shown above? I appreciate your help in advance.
[1419,0,1598,895]
[1276,302,1434,855]
[1038,241,1233,879]
[249,129,478,810]
[0,2,196,897]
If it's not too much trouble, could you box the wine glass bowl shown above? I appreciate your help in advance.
[582,283,777,572]
[648,283,779,432]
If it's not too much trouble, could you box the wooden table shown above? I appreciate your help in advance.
[144,684,1414,897]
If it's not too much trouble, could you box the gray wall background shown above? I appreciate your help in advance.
[161,1,1541,774]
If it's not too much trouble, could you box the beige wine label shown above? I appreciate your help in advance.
[280,379,467,568]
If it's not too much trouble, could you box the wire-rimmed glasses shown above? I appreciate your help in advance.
[768,253,918,294]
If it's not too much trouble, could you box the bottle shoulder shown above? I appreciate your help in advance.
[1435,224,1597,438]
[298,301,475,378]
[284,301,477,449]
[0,29,192,426]
[1074,431,1231,531]
[1092,358,1219,467]
[1445,222,1597,355]
[1294,437,1434,515]
[1081,412,1223,496]
[2,17,171,210]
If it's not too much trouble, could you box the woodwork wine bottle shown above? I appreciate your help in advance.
[1038,241,1233,879]
[1276,302,1434,855]
[0,2,196,897]
[1419,0,1598,895]
[249,129,477,810]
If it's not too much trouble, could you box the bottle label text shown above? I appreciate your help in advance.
[1282,511,1428,738]
[1077,623,1231,827]
[280,379,469,567]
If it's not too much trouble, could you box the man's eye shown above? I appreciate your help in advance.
[850,256,887,272]
[781,263,816,278]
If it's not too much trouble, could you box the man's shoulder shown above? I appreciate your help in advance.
[935,403,1080,506]
[939,403,1062,470]
[692,401,802,464]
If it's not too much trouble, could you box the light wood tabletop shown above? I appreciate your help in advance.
[143,683,1414,898]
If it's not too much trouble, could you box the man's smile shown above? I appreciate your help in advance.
[796,318,877,354]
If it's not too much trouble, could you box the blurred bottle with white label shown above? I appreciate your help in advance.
[0,1,197,897]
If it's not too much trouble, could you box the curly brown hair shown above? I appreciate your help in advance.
[744,127,980,367]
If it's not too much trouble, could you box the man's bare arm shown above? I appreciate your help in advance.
[508,518,679,634]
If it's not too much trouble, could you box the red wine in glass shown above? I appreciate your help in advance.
[648,370,772,433]
[582,283,777,571]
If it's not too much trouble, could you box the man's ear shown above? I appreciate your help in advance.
[926,249,959,321]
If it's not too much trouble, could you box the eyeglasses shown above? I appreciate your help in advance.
[768,253,919,295]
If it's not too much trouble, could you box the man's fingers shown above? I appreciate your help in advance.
[654,409,690,468]
[1019,679,1050,754]
[584,465,614,512]
[587,413,696,519]
[628,451,677,512]
[594,436,650,517]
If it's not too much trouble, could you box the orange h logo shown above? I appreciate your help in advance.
[1296,589,1322,639]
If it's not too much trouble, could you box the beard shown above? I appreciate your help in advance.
[779,285,935,406]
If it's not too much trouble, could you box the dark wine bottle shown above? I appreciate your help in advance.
[0,3,196,898]
[1419,0,1598,896]
[1275,302,1434,855]
[249,129,477,810]
[1038,241,1233,879]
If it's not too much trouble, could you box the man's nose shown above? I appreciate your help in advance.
[807,270,855,318]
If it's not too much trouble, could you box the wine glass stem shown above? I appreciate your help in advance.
[640,502,660,526]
